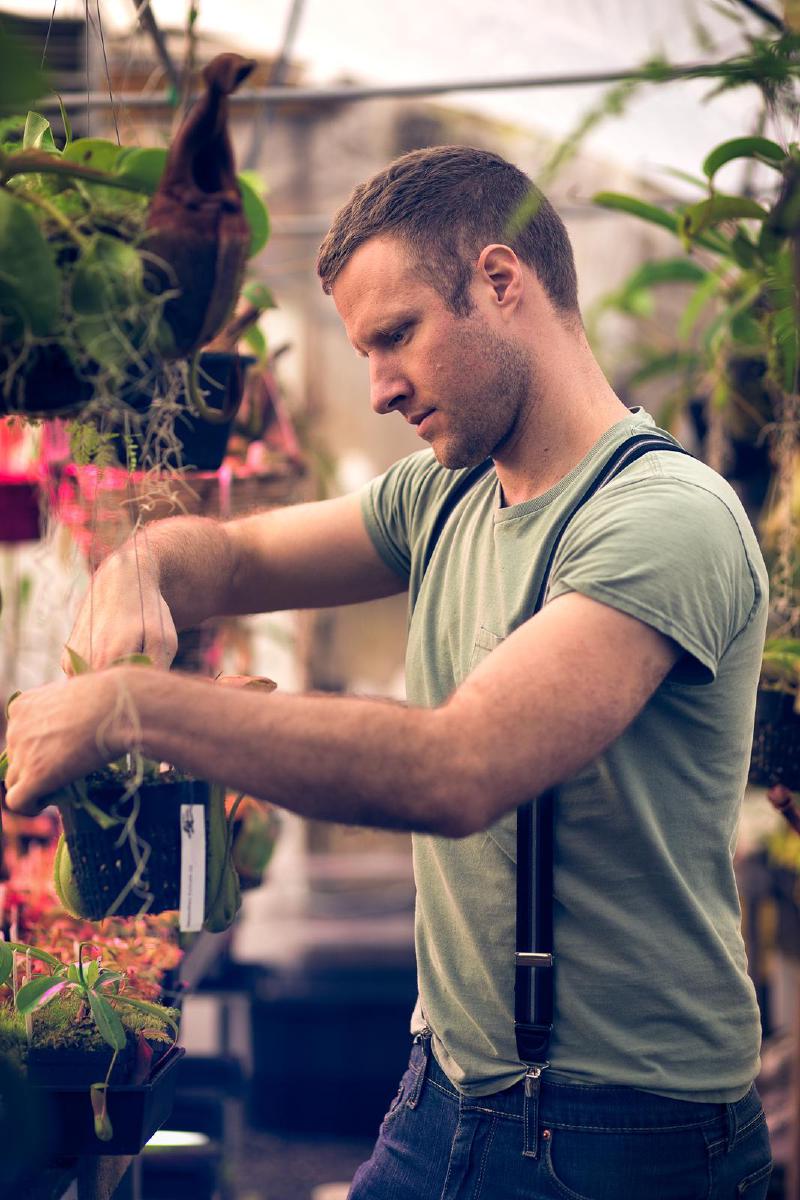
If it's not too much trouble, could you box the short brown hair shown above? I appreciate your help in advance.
[316,145,579,317]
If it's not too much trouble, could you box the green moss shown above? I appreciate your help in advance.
[0,991,177,1055]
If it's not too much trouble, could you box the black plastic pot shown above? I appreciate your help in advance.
[0,343,95,418]
[59,777,211,919]
[114,351,255,471]
[749,687,800,791]
[37,1043,185,1157]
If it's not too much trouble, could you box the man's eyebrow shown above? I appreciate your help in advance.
[356,313,417,352]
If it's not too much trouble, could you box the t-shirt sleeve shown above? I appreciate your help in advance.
[360,449,440,582]
[547,476,763,684]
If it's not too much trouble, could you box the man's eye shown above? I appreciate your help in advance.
[390,328,407,345]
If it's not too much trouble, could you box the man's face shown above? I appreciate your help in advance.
[331,235,532,469]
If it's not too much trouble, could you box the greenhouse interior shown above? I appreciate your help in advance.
[0,1,799,1197]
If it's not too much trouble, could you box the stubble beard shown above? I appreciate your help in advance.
[433,323,534,471]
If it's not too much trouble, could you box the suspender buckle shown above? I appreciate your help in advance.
[515,952,553,968]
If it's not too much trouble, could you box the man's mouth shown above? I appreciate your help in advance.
[408,409,435,435]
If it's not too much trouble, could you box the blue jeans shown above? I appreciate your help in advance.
[349,1034,773,1200]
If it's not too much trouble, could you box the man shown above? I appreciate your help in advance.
[5,147,772,1198]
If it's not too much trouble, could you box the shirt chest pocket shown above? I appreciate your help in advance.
[467,626,505,674]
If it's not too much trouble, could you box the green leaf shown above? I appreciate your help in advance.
[61,137,126,174]
[15,975,68,1013]
[65,646,92,675]
[678,271,724,340]
[626,350,699,388]
[592,191,729,254]
[111,146,167,194]
[239,173,270,257]
[0,26,49,114]
[0,940,13,986]
[84,958,100,988]
[244,324,267,359]
[621,258,708,293]
[702,137,786,180]
[243,281,276,311]
[730,231,759,269]
[0,188,60,337]
[88,990,127,1051]
[0,751,7,783]
[679,195,768,244]
[22,111,56,152]
[110,654,152,668]
[111,995,179,1040]
[4,941,63,970]
[56,94,72,147]
[71,235,144,315]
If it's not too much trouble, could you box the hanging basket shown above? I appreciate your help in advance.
[58,776,212,920]
[112,351,255,472]
[0,344,96,420]
[749,688,800,791]
[0,473,42,542]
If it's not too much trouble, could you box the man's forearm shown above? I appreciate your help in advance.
[127,668,482,837]
[119,516,237,631]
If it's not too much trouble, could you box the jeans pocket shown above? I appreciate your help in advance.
[542,1126,711,1200]
[737,1159,773,1197]
[379,1066,415,1134]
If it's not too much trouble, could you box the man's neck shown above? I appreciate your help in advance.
[495,386,633,508]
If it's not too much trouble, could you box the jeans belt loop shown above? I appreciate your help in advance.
[522,1065,546,1159]
[407,1029,431,1109]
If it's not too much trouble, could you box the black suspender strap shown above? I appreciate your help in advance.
[513,433,691,1070]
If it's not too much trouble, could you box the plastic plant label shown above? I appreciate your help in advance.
[179,804,206,932]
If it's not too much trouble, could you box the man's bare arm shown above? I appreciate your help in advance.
[64,493,405,671]
[16,592,680,831]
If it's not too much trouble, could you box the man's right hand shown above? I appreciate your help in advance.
[61,543,179,674]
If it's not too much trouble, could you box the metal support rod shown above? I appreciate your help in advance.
[132,0,181,95]
[37,58,792,113]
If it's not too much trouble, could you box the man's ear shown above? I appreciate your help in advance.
[476,243,524,310]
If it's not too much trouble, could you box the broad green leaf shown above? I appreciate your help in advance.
[67,963,81,985]
[243,281,276,311]
[239,174,270,257]
[84,958,100,988]
[65,646,92,675]
[0,940,13,986]
[112,146,167,193]
[61,137,126,174]
[0,26,48,114]
[112,995,179,1040]
[679,195,767,244]
[71,235,144,315]
[620,258,708,293]
[0,189,59,336]
[730,231,759,269]
[22,111,56,152]
[4,941,62,970]
[88,990,127,1051]
[592,192,729,254]
[15,975,67,1013]
[244,324,267,360]
[729,313,763,347]
[702,137,786,180]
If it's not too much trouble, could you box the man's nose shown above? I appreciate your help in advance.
[369,358,410,415]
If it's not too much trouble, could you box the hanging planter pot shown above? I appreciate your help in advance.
[113,351,256,471]
[54,774,241,932]
[0,472,41,542]
[749,687,800,791]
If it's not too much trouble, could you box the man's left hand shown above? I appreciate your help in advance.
[3,672,128,815]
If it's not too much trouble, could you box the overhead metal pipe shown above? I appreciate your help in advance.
[36,59,779,113]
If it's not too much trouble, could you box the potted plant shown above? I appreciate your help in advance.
[591,133,800,789]
[0,937,181,1152]
[0,662,277,930]
[0,52,271,463]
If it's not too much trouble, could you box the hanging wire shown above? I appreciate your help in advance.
[85,0,91,136]
[95,0,121,144]
[40,0,59,70]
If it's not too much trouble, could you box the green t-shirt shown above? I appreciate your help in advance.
[361,409,768,1102]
